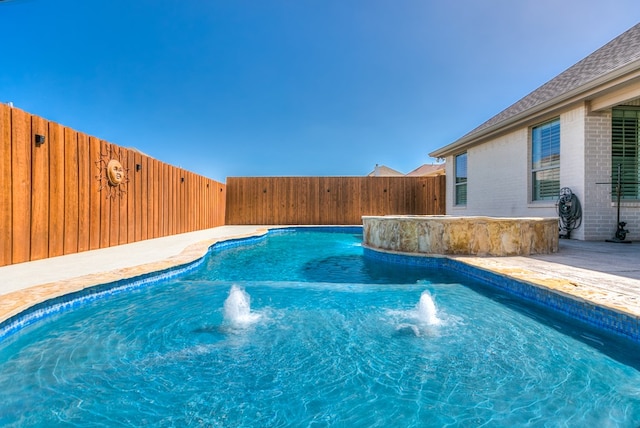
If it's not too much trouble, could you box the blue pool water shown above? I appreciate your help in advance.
[1,230,640,427]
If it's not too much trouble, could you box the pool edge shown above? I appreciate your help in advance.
[362,245,640,344]
[3,226,638,346]
[0,226,360,342]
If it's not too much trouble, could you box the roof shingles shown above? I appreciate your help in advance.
[459,23,640,142]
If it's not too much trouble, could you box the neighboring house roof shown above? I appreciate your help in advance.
[367,164,404,176]
[405,163,446,177]
[430,22,640,158]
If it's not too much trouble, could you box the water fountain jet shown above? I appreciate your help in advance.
[223,285,261,327]
[416,291,441,326]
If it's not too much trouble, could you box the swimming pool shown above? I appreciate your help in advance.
[1,229,639,426]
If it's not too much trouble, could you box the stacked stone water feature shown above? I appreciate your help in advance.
[363,215,558,257]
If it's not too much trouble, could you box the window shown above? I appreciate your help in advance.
[455,153,467,205]
[612,108,640,200]
[531,118,560,201]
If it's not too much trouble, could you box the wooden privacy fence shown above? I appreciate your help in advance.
[226,176,445,225]
[0,104,226,267]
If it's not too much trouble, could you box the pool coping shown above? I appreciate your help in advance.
[1,225,639,344]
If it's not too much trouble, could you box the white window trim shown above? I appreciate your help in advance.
[530,118,560,203]
[454,152,467,206]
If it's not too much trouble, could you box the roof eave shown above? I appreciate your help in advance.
[429,58,640,159]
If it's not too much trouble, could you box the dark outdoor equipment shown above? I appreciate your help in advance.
[557,187,582,239]
[605,164,632,243]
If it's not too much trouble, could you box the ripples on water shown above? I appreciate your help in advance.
[1,231,640,427]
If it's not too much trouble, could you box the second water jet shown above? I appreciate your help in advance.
[223,285,261,328]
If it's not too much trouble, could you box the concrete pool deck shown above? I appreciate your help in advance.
[1,225,640,328]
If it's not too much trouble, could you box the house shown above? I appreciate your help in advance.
[430,23,640,241]
[406,162,446,177]
[367,164,404,176]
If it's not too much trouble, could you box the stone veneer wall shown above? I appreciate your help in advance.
[362,215,559,256]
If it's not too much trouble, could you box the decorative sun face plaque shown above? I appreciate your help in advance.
[96,147,129,199]
[107,159,125,186]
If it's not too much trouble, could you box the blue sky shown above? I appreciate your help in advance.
[1,1,639,182]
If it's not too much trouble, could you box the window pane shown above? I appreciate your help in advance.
[456,182,467,205]
[455,153,467,182]
[532,119,560,201]
[455,153,467,205]
[532,119,560,170]
[533,168,559,201]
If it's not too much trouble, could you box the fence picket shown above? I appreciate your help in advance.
[0,106,226,267]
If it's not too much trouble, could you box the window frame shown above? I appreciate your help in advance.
[611,107,640,201]
[454,152,467,206]
[531,118,560,202]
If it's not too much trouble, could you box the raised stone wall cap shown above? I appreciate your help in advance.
[362,215,558,256]
[363,215,556,221]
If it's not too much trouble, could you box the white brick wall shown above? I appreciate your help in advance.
[446,127,557,218]
[558,106,587,239]
[444,102,640,241]
[467,129,531,216]
[447,100,640,241]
